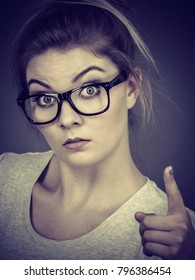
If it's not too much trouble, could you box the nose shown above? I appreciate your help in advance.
[58,101,83,129]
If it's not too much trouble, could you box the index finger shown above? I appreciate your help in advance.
[164,166,185,215]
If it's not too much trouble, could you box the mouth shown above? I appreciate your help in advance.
[63,137,91,150]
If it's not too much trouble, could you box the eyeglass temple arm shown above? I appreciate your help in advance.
[108,70,128,89]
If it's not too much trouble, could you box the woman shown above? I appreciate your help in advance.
[0,0,195,260]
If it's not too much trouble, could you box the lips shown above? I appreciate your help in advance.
[63,137,90,150]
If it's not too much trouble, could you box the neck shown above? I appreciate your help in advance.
[51,143,146,210]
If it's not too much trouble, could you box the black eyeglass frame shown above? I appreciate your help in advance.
[17,70,128,125]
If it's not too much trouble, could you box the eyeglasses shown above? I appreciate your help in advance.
[17,71,128,125]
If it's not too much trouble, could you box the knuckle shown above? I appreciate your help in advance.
[180,223,189,232]
[144,242,151,251]
[143,242,153,257]
[177,222,189,234]
[141,231,148,245]
[142,216,151,227]
[174,234,184,245]
[143,230,149,240]
[139,224,144,235]
[169,245,182,258]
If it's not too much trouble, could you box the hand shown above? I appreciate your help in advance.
[135,166,195,259]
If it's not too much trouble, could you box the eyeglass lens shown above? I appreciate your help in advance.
[25,85,108,123]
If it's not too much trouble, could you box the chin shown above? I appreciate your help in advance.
[59,151,106,169]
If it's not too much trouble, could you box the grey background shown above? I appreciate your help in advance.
[0,0,195,211]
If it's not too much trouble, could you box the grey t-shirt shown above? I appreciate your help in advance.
[0,151,194,260]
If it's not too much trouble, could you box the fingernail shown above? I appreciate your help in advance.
[169,166,174,177]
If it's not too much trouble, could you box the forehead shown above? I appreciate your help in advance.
[26,47,117,89]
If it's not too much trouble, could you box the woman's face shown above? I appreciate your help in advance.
[26,47,139,167]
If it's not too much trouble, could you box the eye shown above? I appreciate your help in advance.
[78,86,101,99]
[32,95,57,107]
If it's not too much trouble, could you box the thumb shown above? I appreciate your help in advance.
[164,166,185,215]
[135,211,153,223]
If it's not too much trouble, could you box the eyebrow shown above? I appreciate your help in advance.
[27,66,106,89]
[72,66,106,83]
[27,79,52,89]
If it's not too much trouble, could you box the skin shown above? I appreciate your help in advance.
[26,47,195,259]
[27,47,145,240]
[135,167,195,259]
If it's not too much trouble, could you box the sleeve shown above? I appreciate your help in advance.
[0,153,8,163]
[0,153,8,198]
[187,208,195,229]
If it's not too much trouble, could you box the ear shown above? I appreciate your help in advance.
[126,68,142,110]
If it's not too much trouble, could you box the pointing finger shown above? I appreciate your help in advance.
[164,166,185,215]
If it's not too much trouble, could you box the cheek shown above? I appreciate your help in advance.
[109,92,128,124]
[37,126,59,148]
[89,93,128,137]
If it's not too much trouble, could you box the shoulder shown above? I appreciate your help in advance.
[130,178,195,228]
[0,151,53,194]
[0,150,53,169]
[128,178,168,215]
